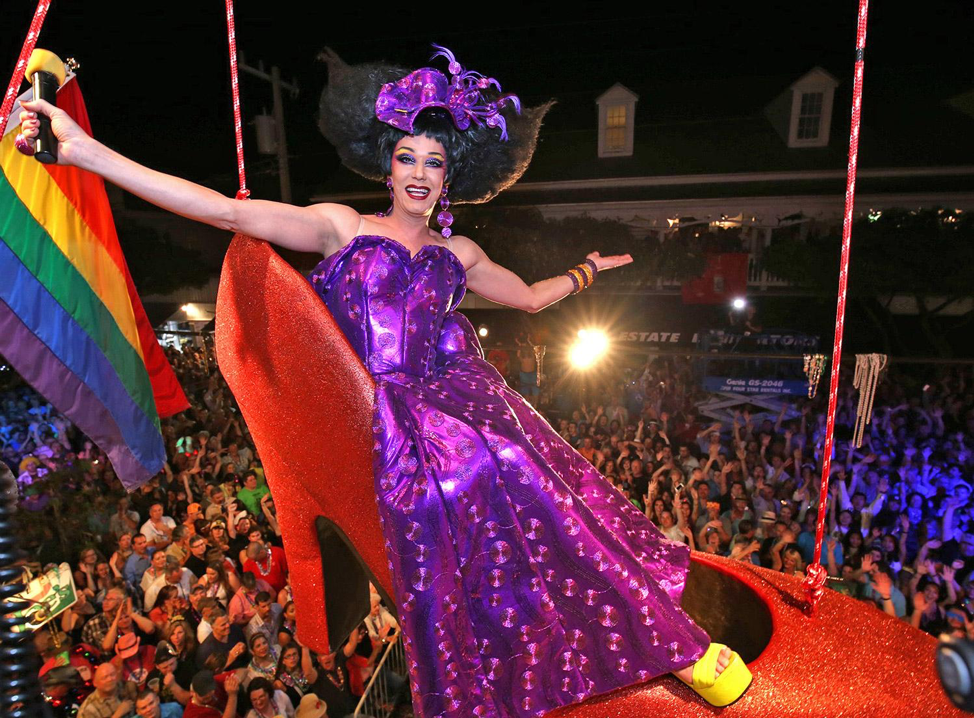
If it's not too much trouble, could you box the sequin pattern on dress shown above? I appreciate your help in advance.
[310,235,709,717]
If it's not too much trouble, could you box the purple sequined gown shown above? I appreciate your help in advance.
[311,235,709,718]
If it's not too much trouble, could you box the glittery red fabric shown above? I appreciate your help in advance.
[217,236,962,716]
[551,553,964,718]
[216,234,390,652]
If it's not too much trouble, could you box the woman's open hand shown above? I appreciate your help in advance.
[587,251,633,272]
[18,98,92,167]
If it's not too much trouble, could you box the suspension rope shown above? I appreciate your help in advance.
[0,1,52,136]
[224,0,249,200]
[802,0,871,614]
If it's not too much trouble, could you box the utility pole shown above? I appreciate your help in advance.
[239,54,299,203]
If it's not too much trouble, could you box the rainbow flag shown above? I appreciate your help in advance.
[0,76,188,489]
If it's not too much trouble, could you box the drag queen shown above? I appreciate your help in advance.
[20,45,750,715]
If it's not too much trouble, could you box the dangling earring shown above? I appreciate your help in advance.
[376,177,394,217]
[437,184,454,239]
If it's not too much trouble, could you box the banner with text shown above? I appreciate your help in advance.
[615,329,819,352]
[9,562,78,633]
[703,377,809,396]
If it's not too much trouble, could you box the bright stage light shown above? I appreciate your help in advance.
[477,324,489,338]
[569,329,609,369]
[732,297,747,310]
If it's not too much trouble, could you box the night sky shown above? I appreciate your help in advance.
[1,0,971,202]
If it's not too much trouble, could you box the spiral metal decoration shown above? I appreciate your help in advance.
[0,464,49,718]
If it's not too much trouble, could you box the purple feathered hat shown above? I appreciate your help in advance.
[317,46,553,204]
[375,45,522,141]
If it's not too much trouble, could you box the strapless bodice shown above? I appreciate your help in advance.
[311,235,477,378]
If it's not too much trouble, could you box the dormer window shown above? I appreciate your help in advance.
[797,91,824,140]
[596,83,638,158]
[786,68,838,148]
[605,105,628,151]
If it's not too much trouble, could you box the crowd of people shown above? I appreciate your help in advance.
[2,340,972,717]
[544,355,974,638]
[2,344,401,718]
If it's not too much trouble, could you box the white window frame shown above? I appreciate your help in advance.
[787,72,837,148]
[796,91,824,141]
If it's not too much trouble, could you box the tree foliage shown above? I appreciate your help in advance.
[14,463,111,566]
[762,207,974,356]
[115,217,217,296]
[456,207,707,286]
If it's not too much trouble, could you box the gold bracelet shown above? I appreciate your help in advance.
[577,263,595,287]
[567,267,586,292]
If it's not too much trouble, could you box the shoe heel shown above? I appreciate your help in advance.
[315,515,398,651]
[216,235,394,653]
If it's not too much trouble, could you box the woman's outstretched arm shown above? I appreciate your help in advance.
[19,99,358,255]
[453,235,632,313]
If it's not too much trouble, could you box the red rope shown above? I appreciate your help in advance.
[224,0,249,200]
[0,1,52,136]
[802,0,871,614]
[4,1,248,200]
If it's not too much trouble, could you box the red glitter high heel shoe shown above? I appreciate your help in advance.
[216,234,394,654]
[217,236,965,717]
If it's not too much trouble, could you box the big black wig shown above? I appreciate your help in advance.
[317,48,554,204]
